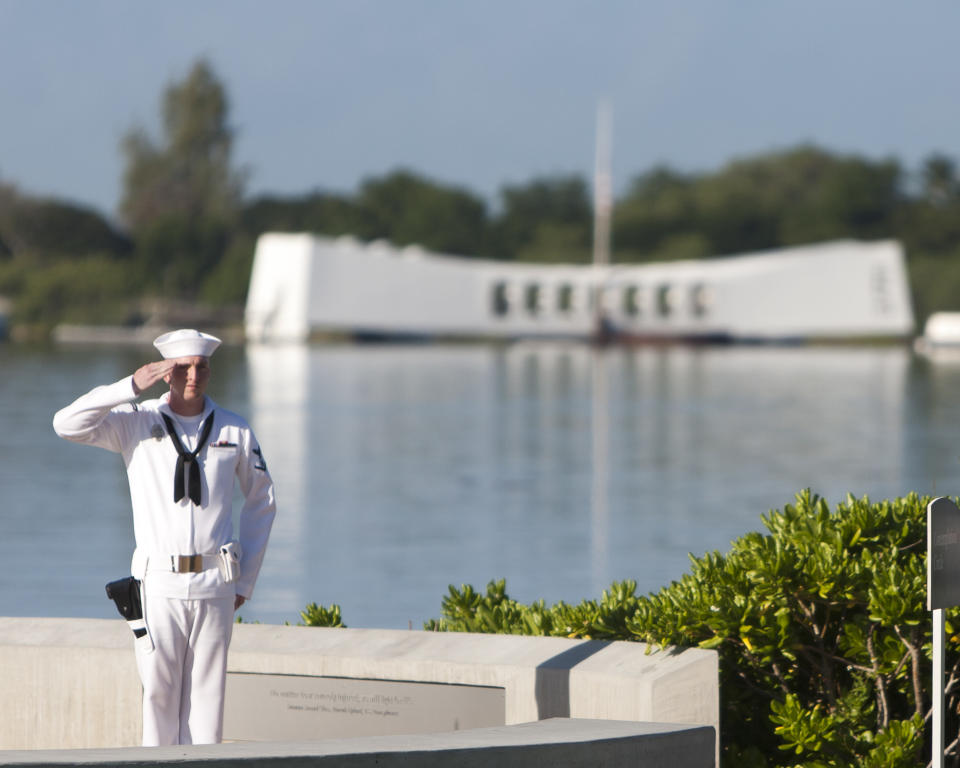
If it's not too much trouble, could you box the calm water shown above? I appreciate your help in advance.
[2,341,959,628]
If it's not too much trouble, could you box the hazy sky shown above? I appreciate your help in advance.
[2,1,958,221]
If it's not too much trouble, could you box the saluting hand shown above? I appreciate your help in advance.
[132,359,177,395]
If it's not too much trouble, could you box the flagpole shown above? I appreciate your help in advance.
[592,101,612,339]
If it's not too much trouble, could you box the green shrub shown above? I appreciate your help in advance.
[424,491,952,767]
[298,602,346,628]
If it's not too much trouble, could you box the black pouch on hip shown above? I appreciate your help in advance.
[105,576,144,629]
[105,577,152,651]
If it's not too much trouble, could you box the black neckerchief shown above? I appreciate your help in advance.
[161,411,215,506]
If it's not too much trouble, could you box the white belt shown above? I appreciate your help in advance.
[148,553,219,574]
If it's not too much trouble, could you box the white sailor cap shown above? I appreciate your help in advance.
[153,329,221,359]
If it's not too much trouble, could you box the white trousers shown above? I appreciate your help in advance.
[135,591,235,746]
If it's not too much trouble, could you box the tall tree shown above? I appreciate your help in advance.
[120,59,244,298]
[491,175,592,262]
[614,147,902,261]
[920,153,958,206]
[356,170,489,256]
[240,191,364,240]
[0,181,131,262]
[614,167,704,261]
[898,152,960,257]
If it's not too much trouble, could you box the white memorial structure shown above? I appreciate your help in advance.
[244,234,914,344]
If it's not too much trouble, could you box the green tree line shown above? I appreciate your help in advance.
[2,58,959,335]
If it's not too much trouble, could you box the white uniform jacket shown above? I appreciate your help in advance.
[53,376,276,600]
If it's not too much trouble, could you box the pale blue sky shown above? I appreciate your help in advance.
[1,1,957,221]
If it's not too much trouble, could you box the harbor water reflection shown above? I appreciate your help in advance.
[2,341,957,628]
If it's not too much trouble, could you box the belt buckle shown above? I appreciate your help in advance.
[172,554,202,573]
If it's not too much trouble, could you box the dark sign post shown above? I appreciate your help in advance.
[927,497,960,768]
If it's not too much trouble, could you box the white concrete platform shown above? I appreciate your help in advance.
[0,617,718,760]
[0,718,715,767]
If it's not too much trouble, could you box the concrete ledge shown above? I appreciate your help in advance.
[0,618,718,757]
[226,624,719,728]
[0,718,716,767]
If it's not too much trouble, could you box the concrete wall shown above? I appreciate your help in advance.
[0,619,140,750]
[0,617,717,755]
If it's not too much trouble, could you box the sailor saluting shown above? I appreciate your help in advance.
[53,329,277,746]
